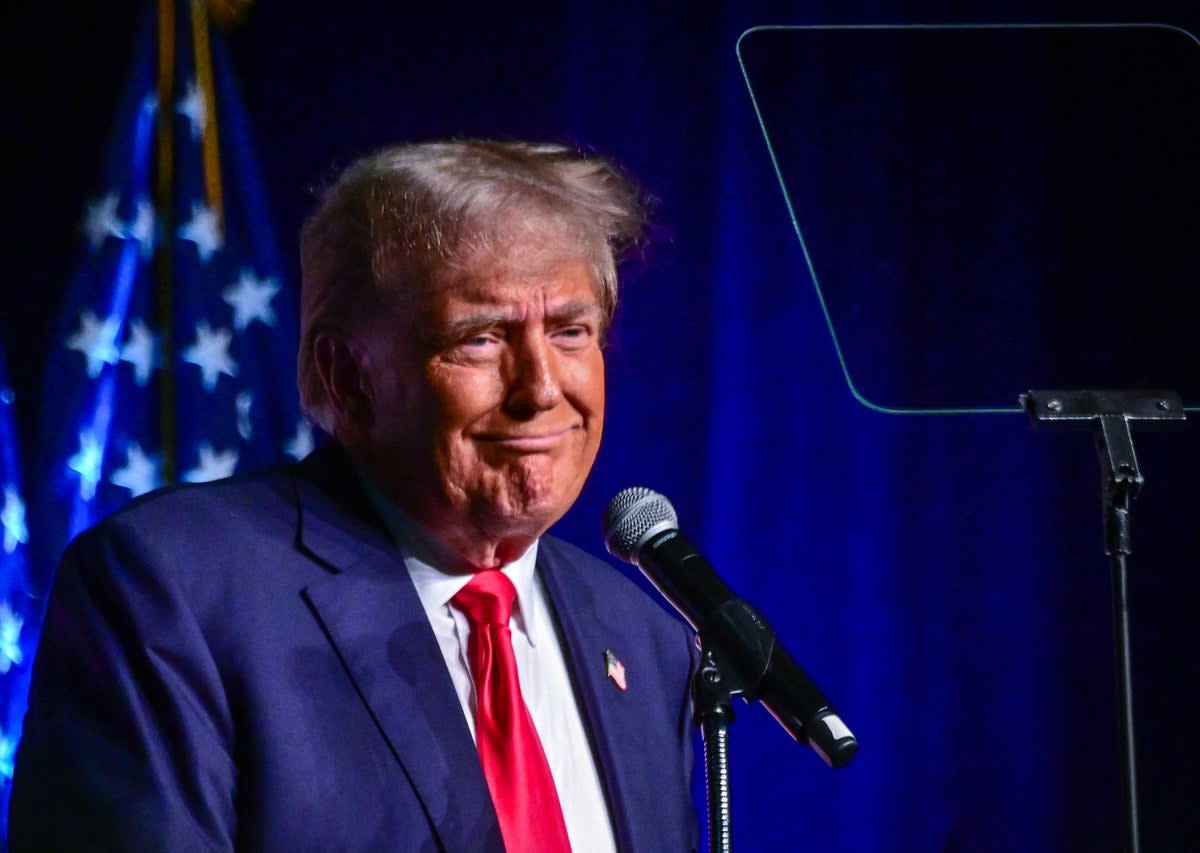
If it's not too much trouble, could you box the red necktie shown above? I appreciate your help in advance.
[452,570,573,853]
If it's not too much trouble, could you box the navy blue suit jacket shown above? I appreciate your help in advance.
[9,446,699,851]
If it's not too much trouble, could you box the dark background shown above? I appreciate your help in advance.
[6,2,1200,850]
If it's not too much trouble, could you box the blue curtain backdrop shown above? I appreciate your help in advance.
[6,1,1200,851]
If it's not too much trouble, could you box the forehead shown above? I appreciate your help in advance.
[427,252,600,315]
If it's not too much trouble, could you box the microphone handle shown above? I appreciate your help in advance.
[636,529,736,632]
[637,529,859,767]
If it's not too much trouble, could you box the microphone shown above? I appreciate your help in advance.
[603,487,857,768]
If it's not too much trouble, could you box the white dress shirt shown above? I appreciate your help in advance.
[363,481,618,853]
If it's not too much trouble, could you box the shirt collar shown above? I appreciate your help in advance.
[357,468,544,644]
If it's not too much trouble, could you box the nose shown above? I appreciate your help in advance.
[504,333,563,417]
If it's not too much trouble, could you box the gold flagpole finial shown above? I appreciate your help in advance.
[206,0,254,30]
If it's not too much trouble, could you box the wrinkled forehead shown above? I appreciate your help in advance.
[368,222,602,347]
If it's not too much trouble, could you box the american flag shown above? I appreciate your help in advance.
[0,346,32,827]
[30,1,309,569]
[3,1,309,833]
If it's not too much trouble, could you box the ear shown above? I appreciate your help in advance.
[313,330,374,434]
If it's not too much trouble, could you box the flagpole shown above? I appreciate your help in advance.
[191,0,225,231]
[155,0,178,483]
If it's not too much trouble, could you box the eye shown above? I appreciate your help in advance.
[449,329,503,362]
[551,324,594,350]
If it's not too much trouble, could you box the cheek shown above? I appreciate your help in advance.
[428,367,505,431]
[429,371,506,490]
[567,351,606,417]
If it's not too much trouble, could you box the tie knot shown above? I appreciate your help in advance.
[452,570,517,626]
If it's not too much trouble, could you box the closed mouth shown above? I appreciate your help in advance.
[475,427,578,451]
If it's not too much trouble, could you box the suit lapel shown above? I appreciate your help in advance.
[538,542,662,853]
[292,447,503,853]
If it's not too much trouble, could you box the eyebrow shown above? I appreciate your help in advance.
[546,299,605,324]
[439,300,604,341]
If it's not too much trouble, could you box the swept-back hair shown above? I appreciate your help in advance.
[297,138,649,432]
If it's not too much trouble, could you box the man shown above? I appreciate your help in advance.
[9,140,699,851]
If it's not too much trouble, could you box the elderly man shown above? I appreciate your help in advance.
[9,140,699,851]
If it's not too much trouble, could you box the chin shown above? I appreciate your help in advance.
[498,487,567,529]
[485,474,579,534]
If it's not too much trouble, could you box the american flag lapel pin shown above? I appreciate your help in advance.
[603,649,627,691]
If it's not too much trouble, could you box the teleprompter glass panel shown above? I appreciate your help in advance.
[738,24,1200,414]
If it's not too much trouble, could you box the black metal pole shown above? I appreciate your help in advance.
[701,714,733,853]
[693,646,736,853]
[1107,548,1140,853]
[1098,414,1140,853]
[1021,390,1186,853]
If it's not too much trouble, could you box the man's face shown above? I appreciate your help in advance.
[357,251,606,563]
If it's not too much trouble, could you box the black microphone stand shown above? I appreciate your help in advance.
[692,643,744,853]
[1021,389,1186,853]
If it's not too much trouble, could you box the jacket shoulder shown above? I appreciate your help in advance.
[81,463,296,540]
[538,533,688,630]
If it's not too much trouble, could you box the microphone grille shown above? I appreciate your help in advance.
[603,487,679,562]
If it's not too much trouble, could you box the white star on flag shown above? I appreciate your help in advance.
[183,444,239,483]
[176,78,207,141]
[0,733,14,781]
[83,192,125,250]
[66,311,122,378]
[178,202,223,262]
[109,443,161,497]
[140,91,158,116]
[284,419,315,461]
[1,486,28,554]
[182,320,238,390]
[119,318,158,386]
[0,602,24,674]
[222,269,280,331]
[236,391,254,440]
[68,430,105,500]
[125,198,156,259]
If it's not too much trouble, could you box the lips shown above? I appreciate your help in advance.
[474,426,579,452]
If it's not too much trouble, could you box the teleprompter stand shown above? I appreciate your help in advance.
[1020,389,1187,853]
